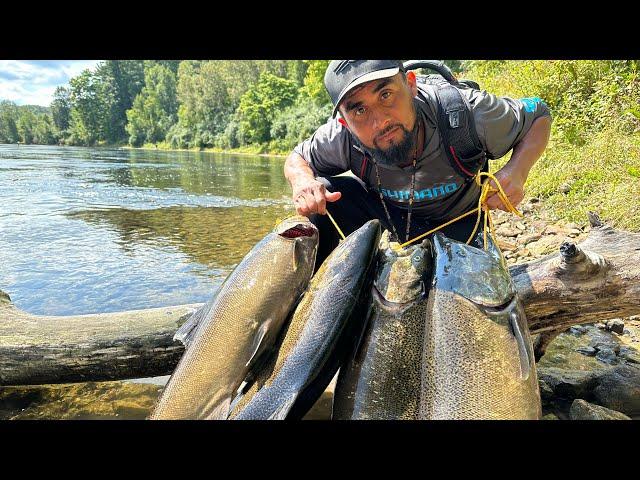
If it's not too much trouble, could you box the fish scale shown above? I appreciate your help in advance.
[149,216,318,420]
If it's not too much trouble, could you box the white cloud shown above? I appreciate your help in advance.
[0,60,102,106]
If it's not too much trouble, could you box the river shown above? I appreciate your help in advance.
[0,144,296,419]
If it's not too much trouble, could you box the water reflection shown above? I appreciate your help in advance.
[67,205,293,270]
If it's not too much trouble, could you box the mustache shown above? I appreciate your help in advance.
[375,124,405,141]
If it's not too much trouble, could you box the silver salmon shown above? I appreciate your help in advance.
[230,220,381,420]
[334,231,541,420]
[333,231,431,419]
[149,216,318,420]
[419,232,541,419]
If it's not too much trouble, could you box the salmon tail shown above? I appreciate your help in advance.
[206,396,233,420]
[267,395,297,420]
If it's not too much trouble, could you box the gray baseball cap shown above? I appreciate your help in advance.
[324,60,404,118]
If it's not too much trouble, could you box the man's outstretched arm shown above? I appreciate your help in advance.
[284,151,341,217]
[485,115,552,211]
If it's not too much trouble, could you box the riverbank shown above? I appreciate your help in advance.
[121,142,288,158]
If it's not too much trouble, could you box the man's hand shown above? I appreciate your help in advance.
[292,178,342,216]
[484,167,525,212]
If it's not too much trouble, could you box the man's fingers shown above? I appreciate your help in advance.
[313,189,327,215]
[484,192,503,210]
[325,191,342,202]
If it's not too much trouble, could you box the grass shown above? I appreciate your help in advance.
[491,129,640,231]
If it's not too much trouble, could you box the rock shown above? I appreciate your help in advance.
[497,239,517,251]
[565,222,581,231]
[623,329,632,336]
[591,365,640,416]
[606,319,625,335]
[515,222,527,230]
[537,367,597,400]
[542,413,560,420]
[529,197,540,203]
[569,399,630,420]
[595,348,619,365]
[619,347,640,365]
[544,224,568,235]
[492,215,508,226]
[496,226,520,238]
[576,346,598,357]
[527,236,564,256]
[590,339,620,354]
[559,183,571,193]
[518,233,543,245]
[520,204,534,213]
[569,325,589,335]
[595,323,607,330]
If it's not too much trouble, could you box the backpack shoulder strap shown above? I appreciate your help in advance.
[346,141,372,183]
[428,80,488,181]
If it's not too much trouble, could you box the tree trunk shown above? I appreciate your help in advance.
[1,213,638,386]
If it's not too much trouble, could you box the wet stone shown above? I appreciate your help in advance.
[569,399,631,420]
[595,323,607,330]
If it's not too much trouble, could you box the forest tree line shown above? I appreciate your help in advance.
[1,60,638,155]
[0,60,338,152]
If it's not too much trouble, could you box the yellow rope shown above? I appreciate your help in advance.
[323,171,523,251]
[326,211,346,240]
[400,171,522,249]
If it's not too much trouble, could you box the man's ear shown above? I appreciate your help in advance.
[406,71,418,96]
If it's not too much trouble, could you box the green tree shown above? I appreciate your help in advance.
[126,64,178,146]
[50,86,71,133]
[68,69,104,145]
[300,60,331,106]
[236,71,299,144]
[0,101,20,143]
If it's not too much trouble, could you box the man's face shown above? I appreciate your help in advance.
[338,72,419,166]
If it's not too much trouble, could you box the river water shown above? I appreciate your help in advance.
[0,144,297,419]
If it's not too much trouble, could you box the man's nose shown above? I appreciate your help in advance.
[372,109,391,132]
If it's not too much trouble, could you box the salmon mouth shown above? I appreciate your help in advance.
[280,225,317,238]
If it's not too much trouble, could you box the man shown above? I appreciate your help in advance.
[285,60,552,269]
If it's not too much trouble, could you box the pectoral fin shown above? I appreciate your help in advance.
[509,310,532,381]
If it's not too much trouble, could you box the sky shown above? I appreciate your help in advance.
[0,60,102,107]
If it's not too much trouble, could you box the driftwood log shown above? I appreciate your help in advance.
[1,212,639,386]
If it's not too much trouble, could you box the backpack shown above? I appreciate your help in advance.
[349,60,490,185]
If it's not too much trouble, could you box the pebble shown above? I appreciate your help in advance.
[496,226,520,238]
[515,222,527,230]
[559,183,571,193]
[519,233,543,245]
[595,323,607,330]
[529,197,540,203]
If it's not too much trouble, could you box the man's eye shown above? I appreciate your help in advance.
[355,107,366,116]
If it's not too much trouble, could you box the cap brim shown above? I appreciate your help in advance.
[332,67,400,118]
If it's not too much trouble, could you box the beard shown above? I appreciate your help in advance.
[368,119,419,167]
